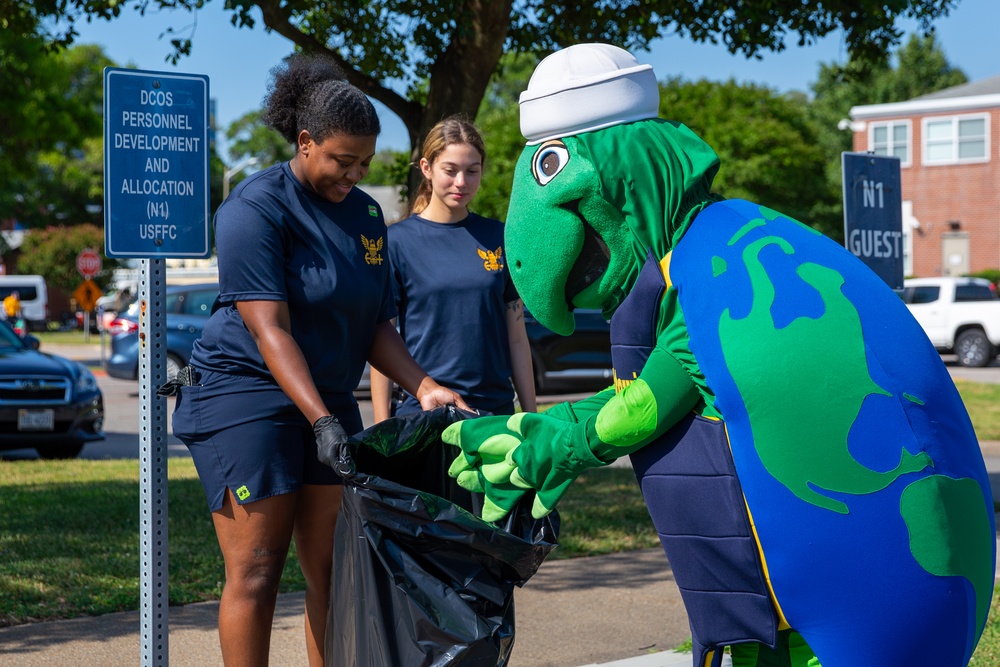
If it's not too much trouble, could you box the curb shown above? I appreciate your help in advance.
[587,651,733,667]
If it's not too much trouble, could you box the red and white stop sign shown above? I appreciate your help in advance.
[76,248,102,279]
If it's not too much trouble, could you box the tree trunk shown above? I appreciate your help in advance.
[403,0,514,209]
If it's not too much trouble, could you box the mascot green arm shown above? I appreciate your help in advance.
[444,346,699,520]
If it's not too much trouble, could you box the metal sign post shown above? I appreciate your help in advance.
[104,67,210,667]
[842,152,904,289]
[137,258,169,664]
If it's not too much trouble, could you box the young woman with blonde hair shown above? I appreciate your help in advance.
[371,116,536,421]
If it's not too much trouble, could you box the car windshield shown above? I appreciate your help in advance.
[122,287,219,319]
[0,323,27,349]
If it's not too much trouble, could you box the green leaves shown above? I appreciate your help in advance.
[17,224,121,294]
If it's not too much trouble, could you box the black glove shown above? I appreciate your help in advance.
[313,415,355,477]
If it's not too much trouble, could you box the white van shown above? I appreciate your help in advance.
[0,275,48,331]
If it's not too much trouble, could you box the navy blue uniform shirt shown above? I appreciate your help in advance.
[388,212,518,411]
[190,162,394,393]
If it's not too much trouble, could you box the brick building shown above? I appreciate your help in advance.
[847,75,1000,278]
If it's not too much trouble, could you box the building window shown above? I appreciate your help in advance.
[870,121,911,166]
[923,114,989,165]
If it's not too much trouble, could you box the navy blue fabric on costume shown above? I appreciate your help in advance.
[387,212,518,414]
[612,253,777,667]
[189,162,395,393]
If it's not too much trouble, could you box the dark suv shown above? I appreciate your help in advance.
[525,309,613,394]
[0,319,104,459]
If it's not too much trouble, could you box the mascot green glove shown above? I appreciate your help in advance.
[443,43,995,667]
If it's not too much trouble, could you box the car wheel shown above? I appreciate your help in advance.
[36,443,84,459]
[955,329,994,368]
[166,354,185,382]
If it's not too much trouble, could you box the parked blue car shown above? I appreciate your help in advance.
[106,283,219,381]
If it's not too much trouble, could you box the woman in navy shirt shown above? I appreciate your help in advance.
[370,116,536,421]
[172,55,467,666]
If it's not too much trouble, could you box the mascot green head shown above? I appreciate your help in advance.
[506,43,722,334]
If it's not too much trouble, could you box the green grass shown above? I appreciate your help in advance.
[0,459,650,628]
[551,467,660,557]
[955,378,1000,441]
[0,459,308,626]
[32,330,102,345]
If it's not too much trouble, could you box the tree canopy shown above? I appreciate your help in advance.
[0,25,114,226]
[807,32,969,240]
[14,0,960,195]
[16,223,113,293]
[659,78,834,235]
[225,110,295,173]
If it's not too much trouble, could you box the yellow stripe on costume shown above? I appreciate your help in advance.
[724,419,791,631]
[659,252,673,289]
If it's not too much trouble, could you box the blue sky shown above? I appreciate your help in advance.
[73,0,1000,160]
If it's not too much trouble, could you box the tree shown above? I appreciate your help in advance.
[16,136,106,229]
[225,110,295,171]
[16,223,117,293]
[474,54,539,222]
[659,77,836,236]
[15,0,960,201]
[0,32,114,224]
[364,149,409,188]
[0,33,231,226]
[808,33,969,241]
[810,32,968,152]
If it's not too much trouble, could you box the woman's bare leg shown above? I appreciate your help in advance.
[293,484,343,666]
[212,487,299,667]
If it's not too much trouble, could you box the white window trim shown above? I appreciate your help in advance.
[868,120,912,168]
[921,112,990,166]
[902,201,916,278]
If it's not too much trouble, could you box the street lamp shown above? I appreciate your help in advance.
[222,156,260,200]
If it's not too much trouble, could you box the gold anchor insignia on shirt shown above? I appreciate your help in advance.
[361,235,384,265]
[477,246,504,271]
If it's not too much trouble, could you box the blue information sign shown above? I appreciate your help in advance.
[104,68,210,258]
[842,152,904,289]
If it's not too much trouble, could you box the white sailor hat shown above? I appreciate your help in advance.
[519,43,659,145]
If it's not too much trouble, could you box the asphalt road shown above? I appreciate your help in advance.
[0,366,598,461]
[2,347,999,462]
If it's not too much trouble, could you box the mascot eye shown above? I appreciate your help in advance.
[531,140,569,186]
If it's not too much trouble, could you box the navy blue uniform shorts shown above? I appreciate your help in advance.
[171,368,363,512]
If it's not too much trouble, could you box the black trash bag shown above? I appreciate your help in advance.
[324,406,559,667]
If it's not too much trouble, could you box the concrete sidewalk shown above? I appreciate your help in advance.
[6,526,1000,667]
[0,548,709,667]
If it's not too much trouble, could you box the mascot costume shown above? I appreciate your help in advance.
[443,43,996,667]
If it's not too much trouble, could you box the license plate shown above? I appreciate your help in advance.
[18,409,54,431]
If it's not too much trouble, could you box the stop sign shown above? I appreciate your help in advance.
[76,248,102,279]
